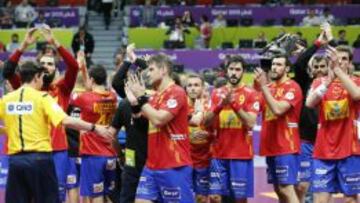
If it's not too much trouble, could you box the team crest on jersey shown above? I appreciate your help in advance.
[106,159,116,170]
[166,99,178,109]
[285,92,295,100]
[253,102,260,111]
[6,102,33,115]
[67,175,77,184]
[93,182,104,193]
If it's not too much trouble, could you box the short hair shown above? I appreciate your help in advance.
[19,61,46,83]
[336,45,353,61]
[338,29,346,35]
[187,73,205,85]
[89,64,107,85]
[147,54,173,75]
[226,55,246,69]
[272,54,292,67]
[310,54,329,66]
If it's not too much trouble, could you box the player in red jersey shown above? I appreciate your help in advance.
[125,54,194,203]
[254,54,303,203]
[306,46,360,203]
[71,65,118,203]
[204,56,260,203]
[2,26,80,202]
[186,74,212,203]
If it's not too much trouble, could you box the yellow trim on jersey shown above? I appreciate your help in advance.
[0,86,67,154]
[219,109,243,129]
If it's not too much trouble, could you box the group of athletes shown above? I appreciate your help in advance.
[0,22,359,203]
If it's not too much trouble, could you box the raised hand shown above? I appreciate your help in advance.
[127,73,146,98]
[126,43,137,63]
[77,50,86,69]
[40,24,60,47]
[125,82,138,106]
[19,28,38,52]
[95,125,115,143]
[254,67,268,87]
[321,22,333,42]
[325,46,339,70]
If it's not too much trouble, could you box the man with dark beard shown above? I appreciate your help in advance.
[2,26,80,203]
[204,56,260,203]
[254,55,303,203]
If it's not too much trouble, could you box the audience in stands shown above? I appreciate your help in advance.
[14,0,37,28]
[253,31,268,48]
[6,33,20,52]
[0,41,6,53]
[319,7,335,25]
[71,26,95,65]
[295,31,308,47]
[198,15,212,49]
[182,10,195,27]
[142,0,156,27]
[102,0,113,30]
[165,17,190,49]
[212,14,226,28]
[31,10,48,27]
[336,29,349,45]
[353,34,360,48]
[301,8,321,26]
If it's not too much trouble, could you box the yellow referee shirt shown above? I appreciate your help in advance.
[0,86,67,155]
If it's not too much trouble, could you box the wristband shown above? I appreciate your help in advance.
[131,104,142,114]
[314,84,328,97]
[137,95,149,108]
[90,123,96,132]
[314,39,322,48]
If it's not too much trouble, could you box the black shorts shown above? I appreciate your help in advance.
[6,152,60,203]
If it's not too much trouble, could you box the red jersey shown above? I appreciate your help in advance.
[259,79,303,156]
[311,77,360,159]
[188,98,212,169]
[210,85,260,159]
[147,84,192,170]
[7,47,79,151]
[71,91,117,156]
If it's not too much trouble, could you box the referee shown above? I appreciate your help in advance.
[0,61,113,203]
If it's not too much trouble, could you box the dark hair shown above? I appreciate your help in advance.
[19,61,45,83]
[11,33,19,38]
[323,7,330,13]
[201,15,209,22]
[147,54,173,75]
[338,29,346,34]
[336,45,353,61]
[311,54,329,66]
[89,64,107,85]
[272,54,292,67]
[226,55,246,69]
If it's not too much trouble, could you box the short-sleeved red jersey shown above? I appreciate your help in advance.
[259,79,303,156]
[146,84,192,170]
[311,77,360,159]
[71,91,117,156]
[188,98,213,168]
[210,85,260,159]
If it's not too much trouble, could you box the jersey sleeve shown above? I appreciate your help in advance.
[42,95,68,127]
[158,88,186,116]
[70,92,83,108]
[244,90,260,114]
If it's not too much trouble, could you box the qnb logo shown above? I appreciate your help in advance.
[162,187,180,200]
[6,102,33,115]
